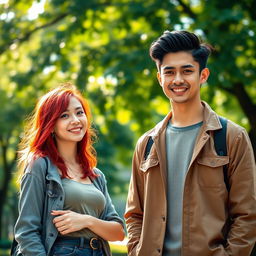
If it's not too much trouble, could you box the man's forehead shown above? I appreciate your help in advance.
[161,64,195,70]
[159,52,199,70]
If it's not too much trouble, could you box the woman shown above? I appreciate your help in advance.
[14,83,125,256]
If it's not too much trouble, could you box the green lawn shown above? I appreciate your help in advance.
[110,239,128,256]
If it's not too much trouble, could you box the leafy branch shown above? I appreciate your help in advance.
[0,13,68,56]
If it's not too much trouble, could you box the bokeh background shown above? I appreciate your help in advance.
[0,0,256,255]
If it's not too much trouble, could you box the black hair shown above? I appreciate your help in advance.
[149,30,213,72]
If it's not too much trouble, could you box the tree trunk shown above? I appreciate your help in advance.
[232,83,256,159]
[249,130,256,160]
[0,138,16,239]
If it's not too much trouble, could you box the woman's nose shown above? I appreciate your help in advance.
[70,115,80,124]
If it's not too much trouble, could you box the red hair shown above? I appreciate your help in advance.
[18,83,97,179]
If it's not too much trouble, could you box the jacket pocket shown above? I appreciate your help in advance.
[140,158,159,172]
[46,182,59,198]
[197,156,229,188]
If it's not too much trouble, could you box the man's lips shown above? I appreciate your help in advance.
[171,87,187,92]
[168,84,189,92]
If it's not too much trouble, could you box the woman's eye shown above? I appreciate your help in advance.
[60,113,68,118]
[77,110,84,115]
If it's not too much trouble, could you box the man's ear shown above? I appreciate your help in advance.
[200,68,210,84]
[157,71,162,86]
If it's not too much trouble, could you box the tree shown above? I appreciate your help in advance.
[0,0,255,240]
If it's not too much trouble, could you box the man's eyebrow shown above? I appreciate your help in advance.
[162,64,195,71]
[162,66,175,70]
[182,64,195,68]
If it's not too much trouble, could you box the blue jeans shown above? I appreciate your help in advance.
[51,237,104,256]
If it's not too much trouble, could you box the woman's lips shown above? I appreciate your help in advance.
[68,127,82,133]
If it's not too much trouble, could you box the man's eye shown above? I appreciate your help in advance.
[184,69,193,74]
[164,71,174,75]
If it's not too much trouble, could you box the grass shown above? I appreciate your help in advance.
[110,239,128,256]
[0,249,9,256]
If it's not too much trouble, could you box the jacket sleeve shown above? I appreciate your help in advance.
[124,140,145,255]
[96,169,124,227]
[225,128,256,255]
[14,158,47,256]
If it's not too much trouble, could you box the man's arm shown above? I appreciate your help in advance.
[125,142,145,255]
[225,128,256,255]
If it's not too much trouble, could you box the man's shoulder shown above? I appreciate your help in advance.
[226,118,247,135]
[137,119,165,144]
[225,118,250,147]
[203,102,247,136]
[137,127,155,144]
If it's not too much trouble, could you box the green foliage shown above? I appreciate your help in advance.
[0,0,256,241]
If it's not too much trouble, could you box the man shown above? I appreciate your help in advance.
[125,30,256,256]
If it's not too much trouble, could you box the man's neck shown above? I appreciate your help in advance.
[170,101,204,127]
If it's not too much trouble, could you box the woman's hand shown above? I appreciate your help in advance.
[51,209,125,241]
[51,210,90,235]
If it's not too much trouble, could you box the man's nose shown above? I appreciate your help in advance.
[173,73,184,85]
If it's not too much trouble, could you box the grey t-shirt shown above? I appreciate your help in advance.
[61,178,106,238]
[163,121,203,256]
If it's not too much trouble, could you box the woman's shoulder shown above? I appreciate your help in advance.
[92,168,107,188]
[93,167,104,176]
[25,156,48,175]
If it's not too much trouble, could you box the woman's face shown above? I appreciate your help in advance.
[54,96,88,145]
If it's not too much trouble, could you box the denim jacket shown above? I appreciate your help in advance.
[14,157,124,256]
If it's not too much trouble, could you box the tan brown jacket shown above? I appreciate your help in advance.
[125,102,256,256]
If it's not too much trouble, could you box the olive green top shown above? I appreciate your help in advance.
[62,178,106,238]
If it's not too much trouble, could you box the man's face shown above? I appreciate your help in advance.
[157,51,209,105]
